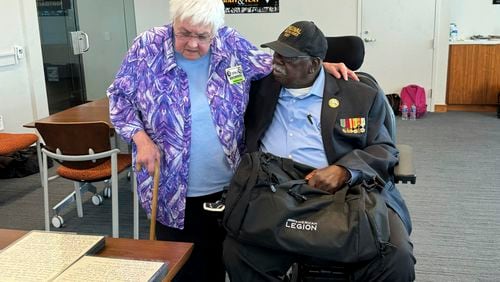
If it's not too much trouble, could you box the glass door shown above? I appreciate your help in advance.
[37,0,86,114]
[36,0,136,114]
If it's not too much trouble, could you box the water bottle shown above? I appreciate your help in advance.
[401,105,408,120]
[410,104,417,120]
[449,23,458,41]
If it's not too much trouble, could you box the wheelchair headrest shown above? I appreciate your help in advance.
[325,36,365,71]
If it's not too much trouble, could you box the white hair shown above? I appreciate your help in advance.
[170,0,225,34]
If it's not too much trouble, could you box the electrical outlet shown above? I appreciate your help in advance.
[0,115,4,131]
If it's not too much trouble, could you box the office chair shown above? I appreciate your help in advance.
[0,133,39,156]
[35,121,132,238]
[0,132,42,180]
[288,36,416,282]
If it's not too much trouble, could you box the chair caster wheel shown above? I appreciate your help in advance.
[103,187,112,198]
[52,215,64,228]
[92,194,104,206]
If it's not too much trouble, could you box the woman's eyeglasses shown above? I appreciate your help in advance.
[174,31,213,44]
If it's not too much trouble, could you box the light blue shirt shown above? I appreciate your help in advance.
[175,51,232,197]
[261,68,328,169]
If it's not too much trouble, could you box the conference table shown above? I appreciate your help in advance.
[0,228,193,281]
[24,98,142,239]
[24,98,111,128]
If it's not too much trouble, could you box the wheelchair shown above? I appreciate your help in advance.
[286,35,416,282]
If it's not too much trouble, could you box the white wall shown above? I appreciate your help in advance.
[0,0,48,133]
[134,0,447,108]
[225,1,358,49]
[450,0,500,40]
[133,0,357,48]
[2,0,497,132]
[133,0,170,34]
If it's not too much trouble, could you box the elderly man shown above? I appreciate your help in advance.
[223,21,416,281]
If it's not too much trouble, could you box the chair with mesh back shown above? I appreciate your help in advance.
[35,121,132,238]
[288,36,416,282]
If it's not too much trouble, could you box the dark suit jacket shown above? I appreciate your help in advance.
[245,72,412,233]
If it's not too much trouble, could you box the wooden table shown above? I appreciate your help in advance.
[24,98,111,128]
[0,229,193,282]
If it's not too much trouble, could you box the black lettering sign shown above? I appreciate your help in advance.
[223,0,279,14]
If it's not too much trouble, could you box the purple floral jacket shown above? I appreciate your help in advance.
[107,24,272,229]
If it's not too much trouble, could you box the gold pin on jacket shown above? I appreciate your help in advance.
[328,98,339,108]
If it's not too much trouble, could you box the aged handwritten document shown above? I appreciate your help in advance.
[54,256,167,282]
[0,231,104,281]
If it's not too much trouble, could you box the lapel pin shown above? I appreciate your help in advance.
[328,98,339,108]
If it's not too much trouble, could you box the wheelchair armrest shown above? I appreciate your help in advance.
[394,144,416,184]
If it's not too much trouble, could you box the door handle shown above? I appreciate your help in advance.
[80,31,90,52]
[70,31,90,55]
[362,30,376,43]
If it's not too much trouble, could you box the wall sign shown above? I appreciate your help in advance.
[223,0,279,14]
[494,0,500,4]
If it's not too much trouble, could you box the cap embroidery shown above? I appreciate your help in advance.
[283,25,302,37]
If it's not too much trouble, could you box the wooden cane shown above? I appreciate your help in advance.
[137,160,160,240]
[149,160,160,240]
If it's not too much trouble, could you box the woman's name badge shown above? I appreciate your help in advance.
[225,65,245,84]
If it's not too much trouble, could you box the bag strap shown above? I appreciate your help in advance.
[249,152,263,186]
[281,157,304,180]
[226,152,262,217]
[286,179,316,202]
[286,179,308,187]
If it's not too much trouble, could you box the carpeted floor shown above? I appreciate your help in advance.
[1,111,499,281]
[395,111,500,281]
[0,166,151,239]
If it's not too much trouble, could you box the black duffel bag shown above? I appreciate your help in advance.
[386,93,401,116]
[0,146,52,179]
[223,151,390,263]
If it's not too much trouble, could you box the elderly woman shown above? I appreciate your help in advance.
[107,0,354,281]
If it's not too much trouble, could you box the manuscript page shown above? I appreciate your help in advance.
[0,231,104,281]
[54,256,167,282]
